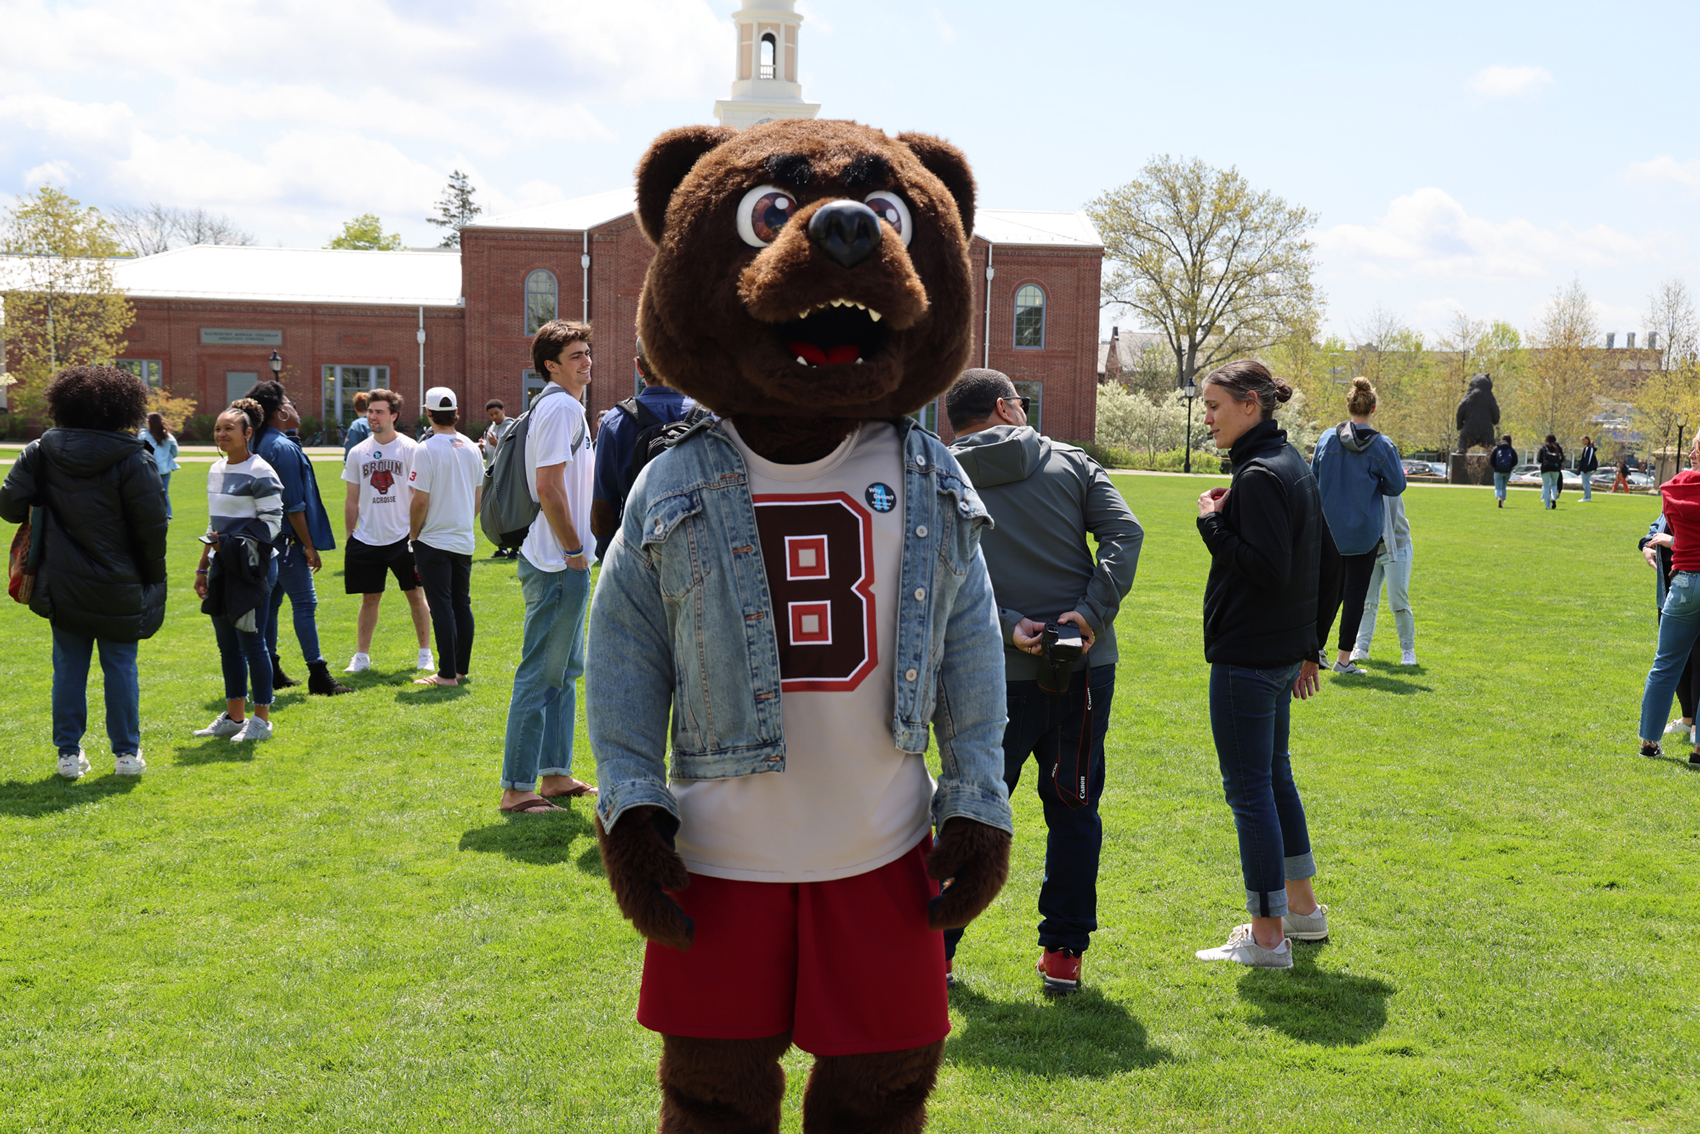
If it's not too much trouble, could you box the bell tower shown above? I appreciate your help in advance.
[713,1,821,130]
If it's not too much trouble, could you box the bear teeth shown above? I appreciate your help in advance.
[868,310,882,322]
[795,355,812,367]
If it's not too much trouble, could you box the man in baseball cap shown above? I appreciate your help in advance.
[409,385,483,685]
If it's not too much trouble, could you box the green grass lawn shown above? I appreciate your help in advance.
[1,461,1694,1133]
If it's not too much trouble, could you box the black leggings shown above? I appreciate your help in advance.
[1336,551,1380,653]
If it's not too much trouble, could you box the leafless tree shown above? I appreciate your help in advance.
[109,203,255,256]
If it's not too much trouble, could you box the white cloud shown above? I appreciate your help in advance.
[1626,155,1700,195]
[23,159,75,187]
[1468,64,1553,99]
[932,9,957,44]
[1316,187,1665,283]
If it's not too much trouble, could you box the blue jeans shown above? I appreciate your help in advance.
[946,665,1114,958]
[1493,472,1510,501]
[160,470,173,519]
[265,541,323,666]
[1639,570,1700,743]
[1582,471,1593,501]
[1541,471,1559,506]
[51,627,141,756]
[211,558,279,706]
[501,554,591,790]
[1208,661,1315,918]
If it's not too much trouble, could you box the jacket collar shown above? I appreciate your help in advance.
[1228,418,1287,463]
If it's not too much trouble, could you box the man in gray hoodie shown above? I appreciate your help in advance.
[943,368,1144,994]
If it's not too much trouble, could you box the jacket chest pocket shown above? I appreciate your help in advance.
[936,476,991,578]
[641,492,713,599]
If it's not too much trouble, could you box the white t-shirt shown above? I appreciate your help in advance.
[342,433,418,547]
[671,420,931,882]
[410,430,484,556]
[520,386,596,571]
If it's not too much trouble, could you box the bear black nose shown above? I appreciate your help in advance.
[807,200,883,269]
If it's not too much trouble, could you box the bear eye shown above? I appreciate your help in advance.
[736,184,798,248]
[863,192,913,246]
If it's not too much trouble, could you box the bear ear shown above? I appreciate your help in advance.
[896,132,976,239]
[634,125,737,246]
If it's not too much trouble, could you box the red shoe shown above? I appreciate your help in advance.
[1037,947,1082,994]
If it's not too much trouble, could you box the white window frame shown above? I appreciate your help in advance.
[1013,284,1046,350]
[525,270,559,335]
[117,359,164,389]
[322,364,391,426]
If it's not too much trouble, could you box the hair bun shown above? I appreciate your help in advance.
[1272,378,1294,404]
[1351,376,1373,392]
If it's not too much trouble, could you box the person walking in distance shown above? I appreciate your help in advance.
[1614,453,1632,494]
[340,389,433,674]
[1193,360,1343,968]
[1537,434,1565,510]
[1310,376,1405,675]
[409,387,484,686]
[1577,435,1599,502]
[144,412,180,519]
[479,398,520,558]
[499,320,599,812]
[246,380,352,697]
[942,368,1144,994]
[1489,434,1518,508]
[0,366,168,778]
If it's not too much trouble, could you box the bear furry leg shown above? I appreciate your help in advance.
[800,1040,945,1134]
[658,1031,793,1134]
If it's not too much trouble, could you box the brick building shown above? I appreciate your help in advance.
[11,0,1107,443]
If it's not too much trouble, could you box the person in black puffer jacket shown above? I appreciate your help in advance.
[1192,359,1343,971]
[0,366,168,779]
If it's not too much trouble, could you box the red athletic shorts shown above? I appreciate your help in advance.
[636,837,949,1056]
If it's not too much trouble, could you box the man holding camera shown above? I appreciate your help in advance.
[945,369,1144,993]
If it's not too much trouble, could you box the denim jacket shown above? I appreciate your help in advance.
[587,416,1015,839]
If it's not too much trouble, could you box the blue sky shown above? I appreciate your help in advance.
[2,0,1695,342]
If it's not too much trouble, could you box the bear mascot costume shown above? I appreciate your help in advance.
[586,118,1016,1133]
[1455,373,1500,453]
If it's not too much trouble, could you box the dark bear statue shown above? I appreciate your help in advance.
[586,118,1015,1133]
[1455,373,1500,453]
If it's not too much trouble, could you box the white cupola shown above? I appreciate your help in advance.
[713,1,821,130]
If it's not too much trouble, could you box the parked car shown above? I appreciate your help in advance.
[1508,464,1544,486]
[1403,459,1441,478]
[1429,461,1448,477]
[1589,469,1655,490]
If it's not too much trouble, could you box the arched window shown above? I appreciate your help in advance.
[525,270,558,335]
[759,33,777,79]
[1013,284,1045,349]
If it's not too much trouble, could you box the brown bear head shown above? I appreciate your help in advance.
[634,119,976,461]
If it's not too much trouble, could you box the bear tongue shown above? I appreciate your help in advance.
[787,341,861,366]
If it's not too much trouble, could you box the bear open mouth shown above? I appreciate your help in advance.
[773,300,892,368]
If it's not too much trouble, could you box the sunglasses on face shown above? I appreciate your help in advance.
[1004,396,1031,412]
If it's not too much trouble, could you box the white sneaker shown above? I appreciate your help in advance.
[344,653,371,673]
[57,750,90,779]
[1329,660,1365,675]
[229,716,273,743]
[1195,924,1293,969]
[417,648,434,670]
[1281,904,1329,941]
[1665,719,1690,736]
[192,712,244,738]
[114,752,147,776]
[1348,648,1369,662]
[1400,649,1418,666]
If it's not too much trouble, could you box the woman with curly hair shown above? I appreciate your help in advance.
[191,399,285,744]
[0,365,168,779]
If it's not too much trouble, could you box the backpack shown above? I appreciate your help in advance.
[615,395,713,504]
[479,385,565,548]
[1490,445,1517,473]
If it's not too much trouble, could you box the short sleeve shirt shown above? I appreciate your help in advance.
[520,387,596,571]
[342,433,418,547]
[410,431,484,555]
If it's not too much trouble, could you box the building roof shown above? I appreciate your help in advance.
[469,187,640,233]
[106,245,464,307]
[975,209,1102,248]
[1098,330,1168,374]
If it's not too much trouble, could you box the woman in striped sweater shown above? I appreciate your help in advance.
[192,399,285,743]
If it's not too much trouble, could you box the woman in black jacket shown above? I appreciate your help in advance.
[0,366,168,779]
[1537,435,1565,509]
[1192,360,1343,969]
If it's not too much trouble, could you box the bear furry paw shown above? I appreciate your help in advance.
[923,818,1012,932]
[596,805,696,951]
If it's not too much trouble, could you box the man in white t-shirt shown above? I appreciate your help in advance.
[408,386,484,687]
[339,388,433,675]
[498,320,599,813]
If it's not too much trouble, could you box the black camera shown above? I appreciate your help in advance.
[1036,620,1084,693]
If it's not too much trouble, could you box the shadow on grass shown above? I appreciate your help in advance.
[943,984,1173,1076]
[1236,945,1394,1045]
[393,682,470,703]
[459,807,593,865]
[174,737,259,765]
[1328,671,1432,696]
[0,773,140,817]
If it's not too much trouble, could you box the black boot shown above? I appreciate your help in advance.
[271,654,301,688]
[307,660,354,696]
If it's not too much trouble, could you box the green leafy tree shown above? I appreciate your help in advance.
[1088,156,1323,390]
[1525,279,1603,449]
[327,214,405,251]
[1,186,134,425]
[426,170,482,248]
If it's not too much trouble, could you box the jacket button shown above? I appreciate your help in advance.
[653,520,663,533]
[913,588,925,601]
[914,525,927,538]
[915,455,927,467]
[904,668,918,681]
